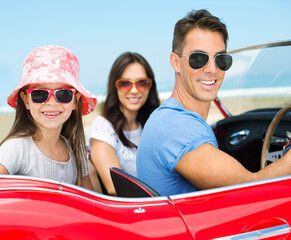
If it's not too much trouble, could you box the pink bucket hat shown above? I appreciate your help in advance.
[7,45,97,115]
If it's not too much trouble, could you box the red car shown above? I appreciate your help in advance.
[1,40,291,239]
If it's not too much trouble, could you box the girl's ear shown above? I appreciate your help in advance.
[73,93,81,110]
[20,91,30,110]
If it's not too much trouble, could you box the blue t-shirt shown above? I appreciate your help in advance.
[136,98,218,196]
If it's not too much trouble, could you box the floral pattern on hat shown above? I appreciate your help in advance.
[7,45,97,115]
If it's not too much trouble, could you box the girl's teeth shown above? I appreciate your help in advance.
[44,112,60,116]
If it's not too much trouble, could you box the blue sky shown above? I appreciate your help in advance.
[0,0,291,110]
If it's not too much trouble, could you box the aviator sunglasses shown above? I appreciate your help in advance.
[176,51,233,71]
[115,78,152,93]
[26,88,76,104]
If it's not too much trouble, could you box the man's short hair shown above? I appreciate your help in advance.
[172,9,229,54]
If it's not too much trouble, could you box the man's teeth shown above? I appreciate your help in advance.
[200,80,215,85]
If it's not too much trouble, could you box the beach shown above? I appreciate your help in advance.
[1,95,286,142]
[0,113,15,142]
[0,102,223,142]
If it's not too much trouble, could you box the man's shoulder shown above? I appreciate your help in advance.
[158,98,183,111]
[153,98,205,125]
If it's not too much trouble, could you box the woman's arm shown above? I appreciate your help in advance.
[81,174,93,191]
[87,160,102,193]
[90,139,121,196]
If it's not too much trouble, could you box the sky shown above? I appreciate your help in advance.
[0,0,291,111]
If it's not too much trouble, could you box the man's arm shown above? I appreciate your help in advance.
[175,143,291,190]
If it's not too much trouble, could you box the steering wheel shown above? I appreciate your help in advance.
[261,103,291,169]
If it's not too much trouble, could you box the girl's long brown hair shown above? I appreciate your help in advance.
[1,89,87,186]
[102,52,160,148]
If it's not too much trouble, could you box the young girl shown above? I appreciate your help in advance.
[0,45,98,190]
[87,52,160,195]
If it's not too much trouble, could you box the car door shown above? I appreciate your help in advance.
[0,176,193,240]
[170,176,291,239]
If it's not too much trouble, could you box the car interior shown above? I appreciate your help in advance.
[110,167,160,197]
[214,108,291,172]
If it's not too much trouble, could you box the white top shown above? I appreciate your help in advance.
[0,136,86,184]
[87,115,142,177]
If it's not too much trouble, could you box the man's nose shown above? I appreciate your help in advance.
[203,56,217,72]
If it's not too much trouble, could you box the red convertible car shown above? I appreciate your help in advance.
[1,40,291,240]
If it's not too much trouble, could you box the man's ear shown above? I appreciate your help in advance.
[170,52,181,73]
[20,91,30,110]
[73,93,81,110]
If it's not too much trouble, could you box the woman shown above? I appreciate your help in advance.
[87,52,160,195]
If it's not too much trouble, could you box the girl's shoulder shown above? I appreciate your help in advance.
[0,137,32,157]
[1,136,32,147]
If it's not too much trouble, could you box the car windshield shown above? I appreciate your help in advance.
[208,41,291,123]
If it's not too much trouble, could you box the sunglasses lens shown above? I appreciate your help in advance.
[31,90,49,103]
[56,89,74,103]
[215,54,232,71]
[189,53,209,69]
[117,80,133,92]
[136,79,151,91]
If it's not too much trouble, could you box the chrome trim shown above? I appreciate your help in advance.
[266,150,283,162]
[0,186,169,208]
[270,136,287,145]
[214,97,232,117]
[228,40,291,54]
[213,224,290,240]
[170,175,291,200]
[2,175,291,203]
[229,129,249,145]
[134,207,146,213]
[0,175,169,203]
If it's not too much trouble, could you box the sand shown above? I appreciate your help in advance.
[0,113,15,142]
[1,95,287,142]
[0,103,222,142]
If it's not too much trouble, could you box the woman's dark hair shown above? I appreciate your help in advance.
[102,52,160,148]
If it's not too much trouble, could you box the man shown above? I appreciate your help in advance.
[136,9,291,196]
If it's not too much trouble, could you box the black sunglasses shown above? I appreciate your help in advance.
[176,52,232,71]
[26,88,76,104]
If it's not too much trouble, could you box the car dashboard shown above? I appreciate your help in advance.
[214,108,291,172]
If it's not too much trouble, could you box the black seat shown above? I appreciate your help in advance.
[110,167,160,197]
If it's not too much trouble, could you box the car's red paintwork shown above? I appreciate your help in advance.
[1,41,291,239]
[0,175,290,239]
